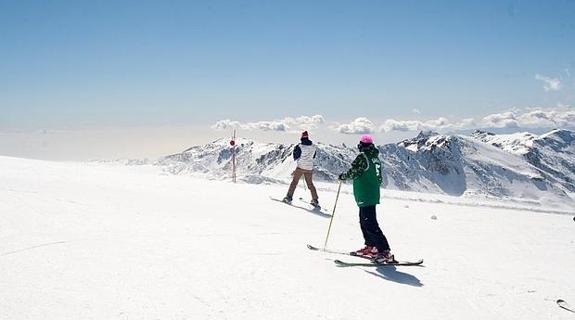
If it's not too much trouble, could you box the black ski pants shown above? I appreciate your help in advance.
[359,205,391,252]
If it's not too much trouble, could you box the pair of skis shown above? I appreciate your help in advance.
[307,244,424,267]
[272,197,422,266]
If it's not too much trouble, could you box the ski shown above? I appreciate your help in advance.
[270,197,332,216]
[297,197,329,212]
[557,299,575,313]
[308,244,423,265]
[334,259,424,267]
[306,244,365,258]
[307,244,422,263]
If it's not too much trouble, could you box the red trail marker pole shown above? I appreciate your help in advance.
[230,130,236,183]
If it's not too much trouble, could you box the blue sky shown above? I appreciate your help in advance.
[0,1,574,159]
[1,0,574,126]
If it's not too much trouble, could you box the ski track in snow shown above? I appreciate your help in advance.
[1,241,68,257]
[1,156,574,320]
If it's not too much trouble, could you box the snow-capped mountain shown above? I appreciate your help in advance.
[380,131,573,206]
[157,137,358,184]
[470,129,575,193]
[156,130,575,207]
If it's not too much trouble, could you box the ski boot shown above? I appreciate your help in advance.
[310,199,321,210]
[282,195,293,204]
[351,246,378,258]
[372,250,396,264]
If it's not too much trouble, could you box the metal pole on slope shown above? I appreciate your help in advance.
[323,180,343,250]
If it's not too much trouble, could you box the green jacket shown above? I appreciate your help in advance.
[340,144,383,207]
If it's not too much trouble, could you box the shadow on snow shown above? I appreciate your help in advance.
[363,265,424,287]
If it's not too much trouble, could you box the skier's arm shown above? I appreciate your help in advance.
[293,145,301,161]
[377,162,383,184]
[339,154,368,180]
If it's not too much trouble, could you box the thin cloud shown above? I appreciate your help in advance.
[335,117,375,134]
[283,115,325,130]
[379,117,462,133]
[481,111,520,128]
[535,74,562,91]
[380,119,425,132]
[459,118,477,128]
[481,107,575,129]
[213,108,575,135]
[211,119,242,131]
[381,108,575,133]
[517,108,575,127]
[211,115,324,132]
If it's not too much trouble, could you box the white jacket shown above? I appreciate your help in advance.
[297,143,316,171]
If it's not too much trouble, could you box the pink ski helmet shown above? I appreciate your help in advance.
[360,134,374,144]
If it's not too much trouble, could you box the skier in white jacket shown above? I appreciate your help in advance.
[283,131,319,208]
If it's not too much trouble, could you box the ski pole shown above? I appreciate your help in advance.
[323,180,343,250]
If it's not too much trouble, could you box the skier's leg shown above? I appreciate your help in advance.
[303,170,318,201]
[286,168,303,198]
[359,206,375,246]
[362,205,391,252]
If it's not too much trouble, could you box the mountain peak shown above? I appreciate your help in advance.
[539,128,575,143]
[535,129,575,153]
[470,129,496,139]
[416,130,440,140]
[398,131,452,152]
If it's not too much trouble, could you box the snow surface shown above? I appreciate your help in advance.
[1,156,575,320]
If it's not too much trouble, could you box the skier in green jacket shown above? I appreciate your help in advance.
[338,134,395,263]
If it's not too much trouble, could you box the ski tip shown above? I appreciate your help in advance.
[306,244,319,250]
[405,259,424,265]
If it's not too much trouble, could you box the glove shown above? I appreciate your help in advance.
[338,173,346,181]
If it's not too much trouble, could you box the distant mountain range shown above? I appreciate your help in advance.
[155,129,575,207]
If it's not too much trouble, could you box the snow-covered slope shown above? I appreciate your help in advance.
[470,130,538,154]
[1,156,574,320]
[156,131,575,209]
[471,129,575,193]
